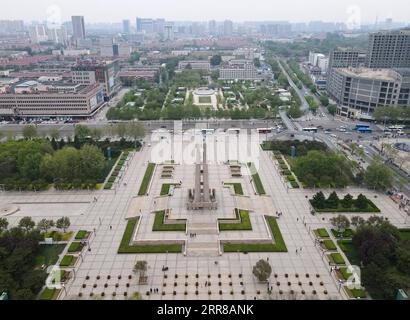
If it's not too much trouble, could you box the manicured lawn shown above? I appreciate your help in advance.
[38,288,60,300]
[118,218,183,254]
[59,255,77,267]
[224,183,244,196]
[75,230,90,240]
[329,253,346,265]
[337,240,361,266]
[223,216,287,253]
[219,210,252,231]
[247,163,266,195]
[35,244,66,267]
[160,183,180,196]
[67,242,84,253]
[323,240,337,251]
[138,163,156,196]
[198,96,212,104]
[332,229,354,239]
[339,267,351,280]
[152,211,186,232]
[345,288,367,299]
[399,229,410,240]
[314,228,330,238]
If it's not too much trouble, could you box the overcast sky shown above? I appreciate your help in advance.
[2,0,409,24]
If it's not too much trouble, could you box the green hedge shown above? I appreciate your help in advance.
[248,163,266,195]
[329,253,346,265]
[152,211,186,232]
[290,181,300,188]
[323,240,337,251]
[118,218,183,254]
[224,183,244,196]
[75,230,89,240]
[346,288,367,299]
[67,242,84,253]
[219,210,252,231]
[223,216,287,252]
[59,255,77,267]
[138,163,156,196]
[315,228,330,238]
[39,288,59,300]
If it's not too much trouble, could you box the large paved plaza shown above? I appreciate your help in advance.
[1,129,408,301]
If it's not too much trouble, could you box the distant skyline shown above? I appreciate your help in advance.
[1,0,409,25]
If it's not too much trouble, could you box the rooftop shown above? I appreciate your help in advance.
[337,67,400,81]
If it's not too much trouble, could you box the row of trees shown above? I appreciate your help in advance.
[373,106,410,123]
[311,192,372,210]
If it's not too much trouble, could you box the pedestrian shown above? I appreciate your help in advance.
[296,249,298,254]
[110,225,112,230]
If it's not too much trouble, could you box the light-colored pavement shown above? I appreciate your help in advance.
[1,132,409,300]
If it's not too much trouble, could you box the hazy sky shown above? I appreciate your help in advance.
[2,0,409,24]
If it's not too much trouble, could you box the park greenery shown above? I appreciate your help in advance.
[219,209,252,231]
[138,163,155,196]
[364,160,394,191]
[310,192,381,213]
[287,60,317,94]
[0,216,70,300]
[350,217,410,299]
[264,33,369,58]
[372,106,410,123]
[152,211,186,232]
[0,124,143,191]
[262,139,327,157]
[247,163,266,195]
[292,151,354,188]
[118,218,183,254]
[223,216,287,253]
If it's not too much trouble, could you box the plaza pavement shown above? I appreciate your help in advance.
[1,133,408,300]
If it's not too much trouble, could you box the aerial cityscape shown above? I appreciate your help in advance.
[1,0,410,306]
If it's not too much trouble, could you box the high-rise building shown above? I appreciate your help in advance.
[164,23,174,41]
[0,20,24,34]
[29,25,48,44]
[47,26,68,45]
[122,20,131,34]
[71,16,86,40]
[223,20,233,36]
[136,18,154,33]
[328,48,367,70]
[367,29,410,68]
[208,20,217,35]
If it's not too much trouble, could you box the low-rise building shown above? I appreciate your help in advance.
[178,60,210,72]
[219,59,261,81]
[0,80,105,119]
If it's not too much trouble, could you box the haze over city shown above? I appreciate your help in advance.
[1,0,410,23]
[1,0,410,309]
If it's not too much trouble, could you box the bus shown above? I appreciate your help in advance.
[355,124,372,133]
[226,128,241,134]
[302,127,318,133]
[201,129,215,135]
[257,128,273,134]
[389,125,405,132]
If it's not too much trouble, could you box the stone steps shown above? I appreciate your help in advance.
[186,241,220,257]
[188,222,218,235]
